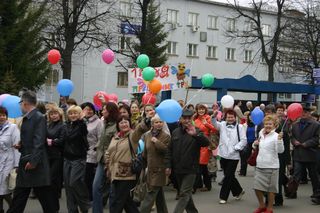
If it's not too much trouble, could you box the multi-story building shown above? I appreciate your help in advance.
[40,0,303,104]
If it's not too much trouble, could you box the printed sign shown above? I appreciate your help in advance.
[128,64,191,94]
[313,68,320,78]
[121,22,141,35]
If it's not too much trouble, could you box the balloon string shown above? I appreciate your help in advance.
[281,117,288,132]
[184,87,204,108]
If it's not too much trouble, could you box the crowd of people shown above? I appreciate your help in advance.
[0,91,320,213]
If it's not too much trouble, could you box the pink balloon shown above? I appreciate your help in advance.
[0,94,10,106]
[102,49,115,64]
[287,103,303,121]
[108,93,118,103]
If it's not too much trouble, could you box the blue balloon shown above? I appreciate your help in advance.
[251,107,264,125]
[1,95,22,118]
[57,79,74,96]
[156,99,182,123]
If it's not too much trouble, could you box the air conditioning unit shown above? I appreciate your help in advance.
[171,23,177,30]
[192,25,199,32]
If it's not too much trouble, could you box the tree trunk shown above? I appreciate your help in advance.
[267,64,274,102]
[61,51,72,79]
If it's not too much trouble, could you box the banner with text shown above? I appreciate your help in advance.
[128,64,191,94]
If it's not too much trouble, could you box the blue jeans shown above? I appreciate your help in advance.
[92,163,109,213]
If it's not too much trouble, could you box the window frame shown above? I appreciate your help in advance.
[187,12,199,26]
[207,45,217,59]
[227,18,236,32]
[167,41,178,55]
[119,1,132,17]
[117,72,128,87]
[207,15,218,30]
[244,50,253,63]
[187,43,198,57]
[262,24,271,36]
[226,48,236,61]
[167,9,178,24]
[118,36,131,51]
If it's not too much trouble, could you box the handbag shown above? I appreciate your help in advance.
[130,169,147,202]
[247,148,259,166]
[128,136,143,175]
[8,169,17,190]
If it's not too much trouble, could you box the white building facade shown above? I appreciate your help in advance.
[40,0,302,104]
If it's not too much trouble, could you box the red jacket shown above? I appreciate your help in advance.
[194,114,217,165]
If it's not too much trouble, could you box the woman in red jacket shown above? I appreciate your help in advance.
[193,104,217,192]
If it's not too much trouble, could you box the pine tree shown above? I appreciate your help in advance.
[0,70,20,95]
[135,0,168,67]
[0,0,50,92]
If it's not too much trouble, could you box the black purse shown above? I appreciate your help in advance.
[128,136,143,175]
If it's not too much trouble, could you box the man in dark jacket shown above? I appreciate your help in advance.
[8,90,54,213]
[165,109,209,213]
[291,103,320,204]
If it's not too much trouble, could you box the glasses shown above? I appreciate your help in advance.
[19,100,24,105]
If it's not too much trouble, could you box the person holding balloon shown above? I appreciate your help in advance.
[193,104,217,192]
[0,107,20,213]
[252,115,284,213]
[212,109,247,204]
[290,103,320,204]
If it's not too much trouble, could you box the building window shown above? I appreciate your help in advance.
[278,93,284,98]
[244,21,254,32]
[119,36,131,51]
[167,41,177,55]
[117,72,128,87]
[207,46,217,58]
[262,24,271,36]
[226,48,236,61]
[244,50,253,62]
[207,16,218,29]
[187,43,198,57]
[227,18,236,32]
[120,1,131,17]
[285,93,292,99]
[188,12,198,26]
[167,9,178,24]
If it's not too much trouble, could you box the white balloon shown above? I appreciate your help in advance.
[221,95,234,108]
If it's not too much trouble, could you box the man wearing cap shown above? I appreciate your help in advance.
[290,103,320,204]
[165,109,210,213]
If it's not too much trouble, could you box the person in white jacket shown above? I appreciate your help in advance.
[253,115,284,213]
[212,109,247,204]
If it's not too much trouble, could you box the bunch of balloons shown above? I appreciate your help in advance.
[137,54,162,95]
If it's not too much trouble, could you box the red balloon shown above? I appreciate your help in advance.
[142,93,156,105]
[93,91,109,108]
[48,49,61,64]
[287,103,303,120]
[108,93,118,103]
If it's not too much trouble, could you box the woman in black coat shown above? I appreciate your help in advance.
[63,105,90,213]
[46,106,65,212]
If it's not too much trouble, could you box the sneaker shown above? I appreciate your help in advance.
[235,190,245,200]
[219,200,227,204]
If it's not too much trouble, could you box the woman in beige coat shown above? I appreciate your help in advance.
[140,115,171,213]
[105,114,151,213]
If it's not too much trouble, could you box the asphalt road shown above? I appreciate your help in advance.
[4,167,320,213]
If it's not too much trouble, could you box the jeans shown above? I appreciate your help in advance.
[92,163,109,213]
[219,158,243,201]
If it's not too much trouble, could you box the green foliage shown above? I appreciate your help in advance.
[135,0,168,67]
[0,70,20,95]
[0,0,50,92]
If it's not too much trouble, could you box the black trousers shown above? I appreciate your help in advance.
[49,157,63,211]
[7,186,55,213]
[294,161,320,196]
[194,165,211,190]
[85,162,97,201]
[109,180,139,213]
[240,144,252,176]
[220,158,243,201]
[275,156,288,204]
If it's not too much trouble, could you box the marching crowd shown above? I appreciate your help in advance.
[0,90,320,213]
